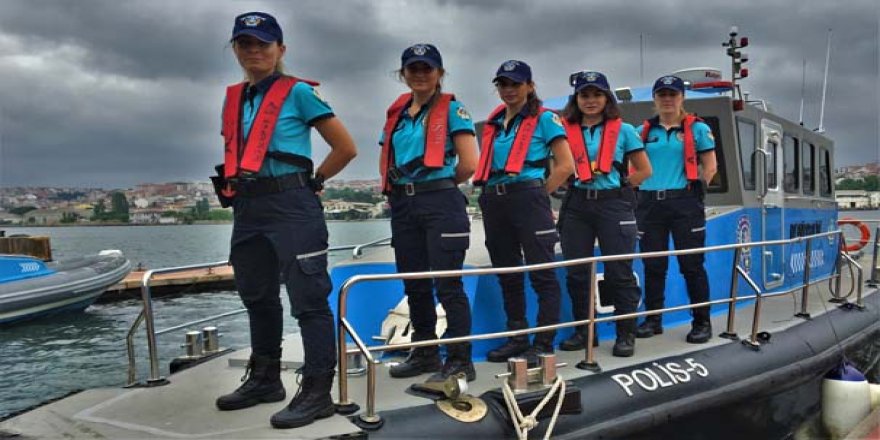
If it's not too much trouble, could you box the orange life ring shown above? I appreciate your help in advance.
[838,218,871,252]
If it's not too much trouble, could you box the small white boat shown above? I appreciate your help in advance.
[0,250,132,325]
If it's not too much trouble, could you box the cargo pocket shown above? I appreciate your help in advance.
[619,220,638,241]
[535,228,560,245]
[440,232,470,251]
[289,248,332,316]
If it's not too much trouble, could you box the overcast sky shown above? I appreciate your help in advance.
[0,0,877,188]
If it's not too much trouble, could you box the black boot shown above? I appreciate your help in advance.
[686,320,712,344]
[522,340,555,368]
[636,316,663,338]
[389,346,442,378]
[559,329,599,351]
[486,336,529,362]
[427,343,475,382]
[612,320,636,358]
[216,354,286,411]
[270,370,336,429]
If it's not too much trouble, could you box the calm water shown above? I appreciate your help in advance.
[0,221,391,419]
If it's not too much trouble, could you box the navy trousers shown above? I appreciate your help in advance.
[479,185,561,346]
[230,187,336,376]
[389,187,472,347]
[636,193,710,323]
[558,188,640,335]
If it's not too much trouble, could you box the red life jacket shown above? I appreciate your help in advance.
[473,105,544,185]
[220,76,319,196]
[563,117,623,183]
[379,93,454,193]
[641,114,701,181]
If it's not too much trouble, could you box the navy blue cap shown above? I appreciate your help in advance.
[570,70,612,93]
[401,44,443,69]
[231,12,283,43]
[652,75,685,94]
[493,60,532,84]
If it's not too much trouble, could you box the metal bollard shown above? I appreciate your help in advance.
[508,358,529,392]
[539,353,558,386]
[202,326,220,354]
[183,331,203,358]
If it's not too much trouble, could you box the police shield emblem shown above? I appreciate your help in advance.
[503,60,519,71]
[412,44,428,56]
[241,15,265,26]
[661,76,676,85]
[585,71,599,82]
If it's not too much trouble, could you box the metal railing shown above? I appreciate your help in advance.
[125,236,392,387]
[335,229,869,424]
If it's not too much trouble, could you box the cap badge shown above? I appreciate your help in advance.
[503,60,519,71]
[585,72,599,82]
[412,44,428,56]
[661,76,676,85]
[241,15,266,27]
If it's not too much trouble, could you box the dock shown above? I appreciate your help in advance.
[100,265,236,302]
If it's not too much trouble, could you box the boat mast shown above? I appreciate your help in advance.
[799,59,806,126]
[723,26,749,109]
[817,29,832,133]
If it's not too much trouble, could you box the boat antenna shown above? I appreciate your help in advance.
[816,28,832,133]
[798,59,806,126]
[639,34,645,84]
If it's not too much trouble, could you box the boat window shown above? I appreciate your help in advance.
[783,135,799,193]
[737,118,757,190]
[802,143,815,195]
[819,147,832,197]
[701,116,728,193]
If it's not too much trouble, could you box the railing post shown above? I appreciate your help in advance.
[795,239,813,319]
[335,284,359,415]
[140,271,168,386]
[867,226,879,287]
[354,360,384,430]
[577,262,601,372]
[720,248,740,340]
[737,267,763,351]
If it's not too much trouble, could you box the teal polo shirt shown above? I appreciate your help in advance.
[572,121,644,190]
[378,96,476,184]
[637,118,714,190]
[231,74,334,177]
[485,109,566,186]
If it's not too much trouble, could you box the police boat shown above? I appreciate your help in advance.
[2,30,878,440]
[0,250,131,326]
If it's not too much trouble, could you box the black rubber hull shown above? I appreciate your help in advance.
[370,292,880,439]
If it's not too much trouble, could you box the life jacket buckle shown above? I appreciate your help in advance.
[404,182,416,196]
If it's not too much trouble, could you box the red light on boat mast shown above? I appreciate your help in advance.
[740,37,749,48]
[740,68,749,78]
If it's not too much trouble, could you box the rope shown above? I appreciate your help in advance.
[501,376,567,440]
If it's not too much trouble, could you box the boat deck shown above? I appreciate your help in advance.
[2,280,876,439]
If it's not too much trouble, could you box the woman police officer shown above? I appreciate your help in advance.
[557,71,652,357]
[212,12,357,429]
[474,60,574,366]
[379,44,479,382]
[635,75,717,344]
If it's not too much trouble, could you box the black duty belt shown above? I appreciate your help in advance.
[232,172,310,197]
[480,179,544,196]
[570,186,629,200]
[390,178,457,197]
[638,188,695,201]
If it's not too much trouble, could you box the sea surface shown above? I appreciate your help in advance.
[0,221,391,419]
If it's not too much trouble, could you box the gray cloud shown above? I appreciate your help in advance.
[0,0,876,188]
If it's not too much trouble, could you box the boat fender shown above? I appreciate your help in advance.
[870,383,880,410]
[839,218,871,252]
[821,360,871,439]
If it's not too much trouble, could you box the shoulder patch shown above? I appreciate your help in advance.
[707,131,715,141]
[456,106,471,120]
[312,86,327,103]
[550,113,562,126]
